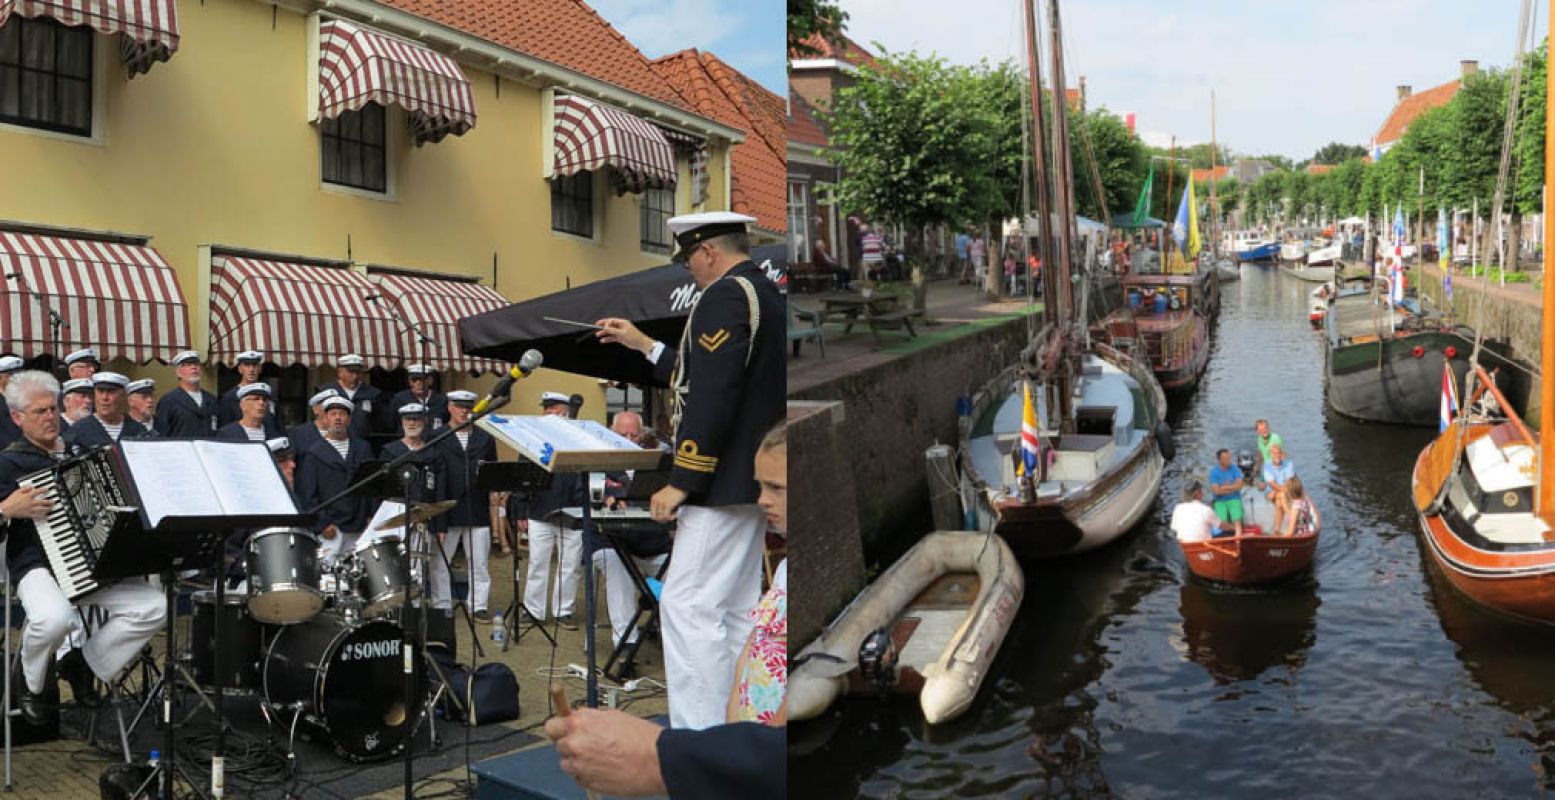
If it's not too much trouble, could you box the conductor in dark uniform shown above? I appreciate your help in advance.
[595,211,785,729]
[155,350,219,438]
[388,364,449,427]
[0,356,25,449]
[62,372,149,449]
[319,353,389,447]
[217,350,281,437]
[294,395,373,564]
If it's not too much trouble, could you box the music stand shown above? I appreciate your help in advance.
[477,461,554,651]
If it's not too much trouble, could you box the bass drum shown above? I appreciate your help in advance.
[263,613,413,762]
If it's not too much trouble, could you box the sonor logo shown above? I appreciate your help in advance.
[340,640,400,661]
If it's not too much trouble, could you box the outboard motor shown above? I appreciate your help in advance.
[1236,449,1258,483]
[858,628,899,696]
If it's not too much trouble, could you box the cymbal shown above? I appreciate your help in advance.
[375,500,458,530]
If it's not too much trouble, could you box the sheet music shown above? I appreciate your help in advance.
[361,500,406,550]
[192,441,299,517]
[117,439,224,527]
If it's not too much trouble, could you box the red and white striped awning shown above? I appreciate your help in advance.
[370,270,508,374]
[318,18,476,145]
[553,94,677,195]
[0,0,180,77]
[209,255,399,369]
[0,231,190,363]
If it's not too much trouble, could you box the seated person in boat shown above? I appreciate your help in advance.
[1254,419,1283,470]
[1280,476,1320,538]
[1207,449,1245,536]
[1170,480,1235,542]
[1259,443,1297,534]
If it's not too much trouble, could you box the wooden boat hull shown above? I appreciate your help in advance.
[988,439,1164,557]
[1180,525,1318,585]
[1412,442,1555,625]
[789,532,1024,724]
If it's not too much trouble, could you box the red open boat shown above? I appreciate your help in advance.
[1180,524,1319,585]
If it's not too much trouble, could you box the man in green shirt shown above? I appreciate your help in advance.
[1255,419,1283,467]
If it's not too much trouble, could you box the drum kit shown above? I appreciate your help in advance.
[185,500,458,762]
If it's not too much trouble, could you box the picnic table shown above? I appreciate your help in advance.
[820,291,920,343]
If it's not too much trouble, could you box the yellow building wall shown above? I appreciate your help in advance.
[0,0,731,423]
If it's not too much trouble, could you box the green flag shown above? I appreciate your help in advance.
[1132,161,1154,226]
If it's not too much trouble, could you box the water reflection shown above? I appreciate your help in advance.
[1176,577,1320,684]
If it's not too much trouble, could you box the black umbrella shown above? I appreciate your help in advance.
[458,244,786,386]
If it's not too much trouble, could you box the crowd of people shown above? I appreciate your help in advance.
[1170,419,1322,544]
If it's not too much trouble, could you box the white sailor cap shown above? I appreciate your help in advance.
[62,378,93,394]
[446,390,478,406]
[338,354,366,369]
[668,211,756,263]
[398,402,429,417]
[266,437,293,457]
[237,382,272,399]
[0,356,23,374]
[308,388,340,407]
[540,391,570,406]
[406,364,433,377]
[172,350,201,366]
[322,396,354,412]
[126,379,156,395]
[91,371,128,389]
[64,347,99,366]
[236,350,264,365]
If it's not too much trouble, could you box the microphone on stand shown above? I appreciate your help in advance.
[473,349,544,414]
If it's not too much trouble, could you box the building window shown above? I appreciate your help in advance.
[640,187,674,252]
[0,16,93,136]
[552,171,594,237]
[787,181,810,262]
[321,102,387,193]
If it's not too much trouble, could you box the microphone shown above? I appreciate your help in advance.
[473,349,543,414]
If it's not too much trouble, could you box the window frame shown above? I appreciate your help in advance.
[320,101,390,195]
[0,16,105,144]
[551,169,596,240]
[787,180,811,262]
[639,185,675,254]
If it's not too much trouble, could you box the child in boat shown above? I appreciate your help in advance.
[1281,476,1320,538]
[1170,480,1235,542]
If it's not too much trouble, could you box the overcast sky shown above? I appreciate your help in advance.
[588,0,786,96]
[836,0,1545,160]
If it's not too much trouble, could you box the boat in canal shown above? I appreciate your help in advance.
[1118,269,1214,392]
[788,531,1023,725]
[1236,241,1280,263]
[1323,277,1527,426]
[1307,241,1343,267]
[1179,489,1319,585]
[1279,240,1309,263]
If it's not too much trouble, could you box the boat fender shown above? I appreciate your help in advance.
[1444,346,1458,359]
[1154,420,1175,461]
[1411,346,1425,359]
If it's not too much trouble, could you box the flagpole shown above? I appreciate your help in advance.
[1416,166,1424,308]
[1165,135,1176,260]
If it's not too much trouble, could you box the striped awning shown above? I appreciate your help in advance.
[553,94,677,195]
[209,255,399,369]
[318,18,476,146]
[0,231,190,363]
[659,127,709,205]
[0,0,180,77]
[370,271,508,374]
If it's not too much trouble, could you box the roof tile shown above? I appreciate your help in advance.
[1374,79,1460,147]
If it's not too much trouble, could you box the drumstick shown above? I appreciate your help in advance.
[550,681,571,717]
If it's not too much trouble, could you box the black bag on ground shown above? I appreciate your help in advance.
[429,649,520,725]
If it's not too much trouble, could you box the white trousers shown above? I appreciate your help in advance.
[525,519,581,620]
[591,548,666,646]
[418,529,452,611]
[441,526,491,612]
[317,531,360,566]
[18,569,164,694]
[661,504,765,729]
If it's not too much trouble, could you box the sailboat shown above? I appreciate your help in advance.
[1410,17,1555,624]
[959,0,1169,558]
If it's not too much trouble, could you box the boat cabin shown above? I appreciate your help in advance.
[1444,424,1549,547]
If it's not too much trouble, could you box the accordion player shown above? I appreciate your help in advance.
[0,371,164,727]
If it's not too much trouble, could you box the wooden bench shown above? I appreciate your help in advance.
[787,301,826,357]
[870,308,921,339]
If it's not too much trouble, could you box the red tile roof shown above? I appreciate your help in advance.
[790,32,877,68]
[377,0,690,111]
[1305,163,1335,175]
[1191,166,1230,182]
[1373,80,1460,147]
[651,50,787,234]
[1065,87,1082,111]
[788,93,827,148]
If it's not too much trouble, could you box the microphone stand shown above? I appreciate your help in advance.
[368,294,437,366]
[9,274,68,376]
[308,389,518,800]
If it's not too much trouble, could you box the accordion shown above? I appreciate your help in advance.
[20,447,139,602]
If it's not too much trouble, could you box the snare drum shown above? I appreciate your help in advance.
[191,590,265,691]
[353,540,418,616]
[247,528,324,625]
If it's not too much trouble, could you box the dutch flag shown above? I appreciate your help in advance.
[1439,363,1460,433]
[1019,381,1041,477]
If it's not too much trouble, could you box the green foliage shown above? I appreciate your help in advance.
[787,0,848,58]
[1072,107,1147,221]
[1145,142,1229,170]
[1311,142,1368,165]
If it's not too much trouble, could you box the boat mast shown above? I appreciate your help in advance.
[1541,0,1554,523]
[1022,0,1058,334]
[1047,0,1078,326]
[1209,91,1218,257]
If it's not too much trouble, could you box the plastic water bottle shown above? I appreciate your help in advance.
[148,749,160,770]
[491,613,505,645]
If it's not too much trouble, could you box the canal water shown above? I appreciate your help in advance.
[789,265,1555,798]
